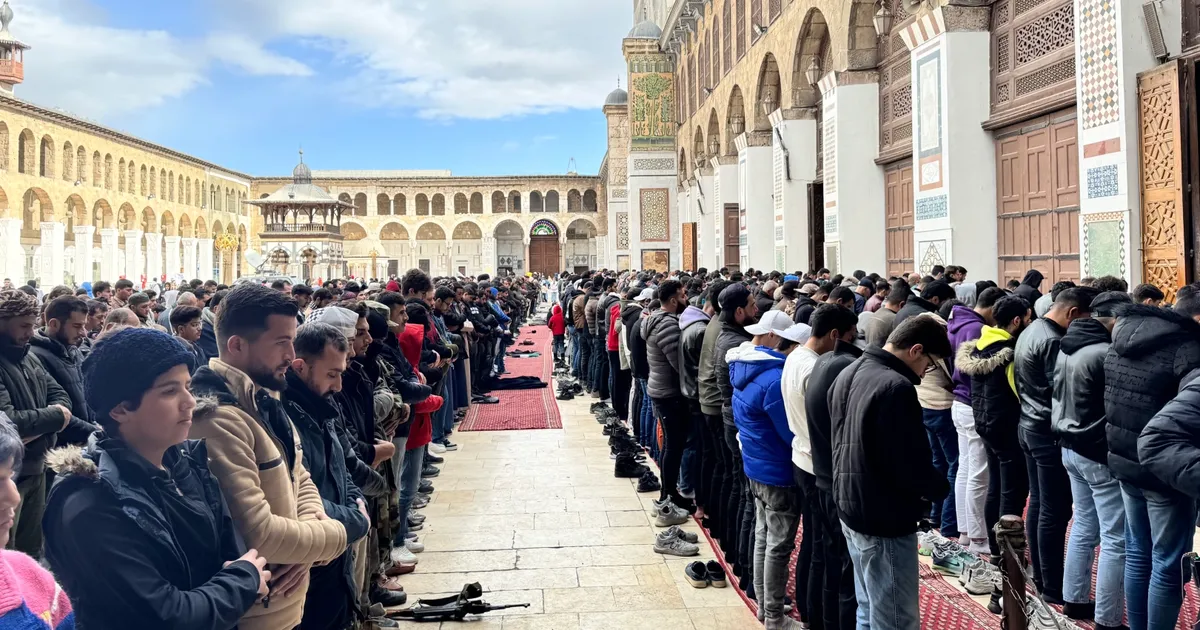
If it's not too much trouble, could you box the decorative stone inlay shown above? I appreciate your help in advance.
[616,213,630,250]
[915,195,948,221]
[639,188,670,242]
[824,213,838,234]
[919,239,947,275]
[1083,214,1126,277]
[1079,0,1119,128]
[632,158,675,171]
[1086,164,1119,198]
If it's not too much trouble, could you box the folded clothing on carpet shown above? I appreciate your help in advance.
[489,376,548,390]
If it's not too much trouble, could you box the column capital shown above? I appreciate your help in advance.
[770,107,816,127]
[817,70,880,97]
[164,235,180,244]
[124,229,143,239]
[709,156,737,167]
[99,228,120,238]
[735,131,772,152]
[73,225,95,236]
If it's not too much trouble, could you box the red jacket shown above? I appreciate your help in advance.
[606,303,621,351]
[548,304,566,336]
[398,323,443,450]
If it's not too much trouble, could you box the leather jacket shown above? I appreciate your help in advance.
[679,306,710,400]
[1051,318,1111,464]
[1014,317,1065,435]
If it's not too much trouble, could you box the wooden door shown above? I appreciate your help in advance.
[885,163,914,278]
[995,109,1080,290]
[528,235,560,276]
[1139,60,1189,301]
[682,222,697,271]
[807,183,825,273]
[723,205,740,271]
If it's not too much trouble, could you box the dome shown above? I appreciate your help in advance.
[292,156,312,184]
[626,20,662,39]
[604,88,628,106]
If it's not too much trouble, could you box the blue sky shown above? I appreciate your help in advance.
[13,0,632,177]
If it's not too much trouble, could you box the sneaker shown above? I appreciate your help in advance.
[1027,597,1074,630]
[614,455,648,478]
[389,545,419,565]
[556,391,575,401]
[440,440,458,451]
[411,496,430,509]
[660,525,699,544]
[706,560,727,588]
[918,530,947,556]
[405,539,425,554]
[931,543,972,577]
[637,471,661,493]
[421,466,440,478]
[369,581,408,607]
[654,500,690,527]
[960,562,1001,596]
[655,530,700,556]
[418,480,434,494]
[407,522,424,532]
[425,453,445,464]
[685,561,709,588]
[408,513,426,525]
[428,442,447,455]
[405,533,419,541]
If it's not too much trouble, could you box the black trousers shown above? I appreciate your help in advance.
[1020,426,1072,600]
[701,413,728,539]
[608,352,630,421]
[577,330,592,385]
[983,436,1030,557]
[792,467,814,625]
[723,422,755,582]
[591,336,609,399]
[653,396,690,504]
[721,419,742,558]
[811,485,857,630]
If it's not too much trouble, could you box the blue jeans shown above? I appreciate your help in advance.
[1062,448,1125,626]
[922,408,958,537]
[1122,482,1197,630]
[553,335,565,362]
[392,445,426,546]
[568,326,579,372]
[841,523,920,630]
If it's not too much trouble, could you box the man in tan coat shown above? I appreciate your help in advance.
[189,283,347,630]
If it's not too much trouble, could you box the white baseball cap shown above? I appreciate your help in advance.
[778,323,812,344]
[745,309,792,336]
[634,288,655,302]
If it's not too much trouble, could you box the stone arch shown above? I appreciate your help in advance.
[432,193,446,216]
[567,189,582,212]
[792,8,832,108]
[416,222,446,240]
[197,217,211,239]
[0,186,9,220]
[341,221,368,241]
[753,53,783,131]
[211,220,223,238]
[38,135,54,178]
[179,214,192,238]
[338,192,352,208]
[93,200,112,230]
[508,190,522,213]
[454,192,468,214]
[452,220,483,240]
[545,190,560,212]
[566,218,598,239]
[0,123,9,171]
[142,207,157,233]
[493,219,523,239]
[530,218,559,237]
[161,210,176,237]
[21,187,53,228]
[64,194,86,234]
[128,161,136,194]
[725,86,746,154]
[185,177,192,206]
[61,141,73,181]
[353,192,367,216]
[118,158,126,192]
[117,203,136,232]
[393,193,407,215]
[530,191,544,212]
[376,193,390,215]
[491,191,505,213]
[16,128,33,174]
[583,190,598,212]
[845,0,880,70]
[416,193,430,216]
[379,222,410,241]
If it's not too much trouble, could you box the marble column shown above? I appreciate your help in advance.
[444,240,455,277]
[559,235,568,274]
[710,156,739,270]
[144,232,163,284]
[40,222,65,287]
[73,226,94,285]
[199,238,215,282]
[693,166,716,270]
[818,71,885,274]
[0,218,20,285]
[164,236,181,280]
[735,131,774,271]
[481,236,496,275]
[124,230,143,286]
[99,229,120,283]
[523,236,531,275]
[181,238,198,280]
[770,108,819,273]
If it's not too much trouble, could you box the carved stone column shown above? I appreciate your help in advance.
[181,237,198,280]
[198,238,215,282]
[99,228,120,282]
[164,236,181,280]
[73,226,95,285]
[0,219,21,285]
[124,230,143,286]
[144,232,163,283]
[40,222,65,286]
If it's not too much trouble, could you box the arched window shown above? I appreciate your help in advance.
[393,193,406,215]
[117,158,126,192]
[432,193,445,216]
[470,192,483,214]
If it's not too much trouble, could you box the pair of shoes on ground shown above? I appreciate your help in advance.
[390,540,424,565]
[369,580,408,608]
[654,525,700,556]
[685,560,727,588]
[636,470,660,493]
[421,465,440,478]
[653,497,690,527]
[614,452,649,478]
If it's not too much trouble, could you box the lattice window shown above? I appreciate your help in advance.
[892,0,908,21]
[895,122,913,141]
[1015,0,1051,16]
[723,5,732,73]
[893,84,913,118]
[1014,4,1074,66]
[751,0,762,38]
[997,35,1010,72]
[995,2,1010,25]
[737,0,746,59]
[1015,57,1075,96]
[769,0,781,22]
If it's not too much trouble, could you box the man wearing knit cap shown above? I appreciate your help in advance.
[188,283,348,630]
[0,289,72,555]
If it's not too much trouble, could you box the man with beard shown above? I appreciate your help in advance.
[128,292,165,331]
[189,283,348,630]
[643,279,690,517]
[29,296,99,448]
[84,299,108,340]
[196,289,226,363]
[281,322,380,630]
[0,290,72,555]
[110,279,134,310]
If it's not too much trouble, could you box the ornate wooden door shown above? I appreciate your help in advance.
[681,222,697,271]
[1138,60,1188,301]
[723,206,740,270]
[885,162,914,278]
[529,235,560,276]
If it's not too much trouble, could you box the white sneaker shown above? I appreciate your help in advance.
[960,563,1000,596]
[406,539,425,554]
[390,545,419,565]
[653,500,689,527]
[428,442,447,454]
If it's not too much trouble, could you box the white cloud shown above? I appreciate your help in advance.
[204,33,313,77]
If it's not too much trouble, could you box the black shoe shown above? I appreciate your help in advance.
[685,561,709,588]
[418,480,434,493]
[614,454,648,478]
[556,391,575,401]
[706,561,727,588]
[476,395,499,404]
[369,582,408,607]
[421,466,440,478]
[1062,601,1094,620]
[602,424,614,436]
[987,590,1001,615]
[426,453,445,464]
[637,471,661,493]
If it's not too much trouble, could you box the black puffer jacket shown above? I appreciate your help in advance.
[893,295,937,331]
[829,347,948,537]
[1051,318,1111,463]
[622,304,650,381]
[792,295,818,325]
[1105,304,1200,491]
[1139,375,1200,499]
[956,327,1021,451]
[1014,317,1065,435]
[0,340,72,474]
[806,341,862,492]
[642,308,682,399]
[679,306,710,400]
[713,316,753,425]
[29,330,98,445]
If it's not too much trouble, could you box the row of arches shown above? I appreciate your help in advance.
[330,189,600,217]
[0,122,249,215]
[337,217,598,242]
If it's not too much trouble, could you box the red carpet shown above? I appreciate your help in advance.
[458,326,562,431]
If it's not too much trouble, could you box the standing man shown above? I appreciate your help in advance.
[865,279,908,347]
[642,279,690,516]
[29,296,98,447]
[188,284,349,630]
[830,315,952,630]
[110,279,134,310]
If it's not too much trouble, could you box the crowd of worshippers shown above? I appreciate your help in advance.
[553,264,1195,630]
[0,268,545,629]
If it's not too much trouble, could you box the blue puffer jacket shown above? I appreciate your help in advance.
[728,343,795,487]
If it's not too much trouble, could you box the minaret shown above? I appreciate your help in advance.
[0,1,29,96]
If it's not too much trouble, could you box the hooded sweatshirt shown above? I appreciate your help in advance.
[956,325,1019,451]
[678,305,710,400]
[728,344,794,487]
[1013,269,1044,307]
[948,304,986,405]
[547,304,566,336]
